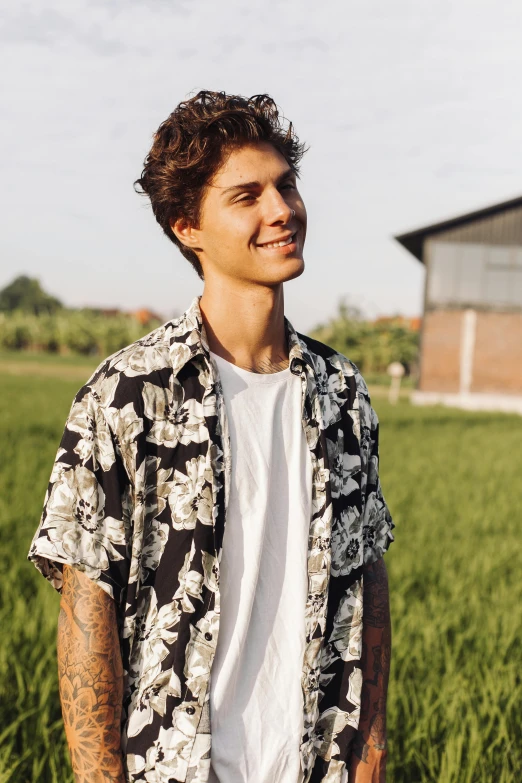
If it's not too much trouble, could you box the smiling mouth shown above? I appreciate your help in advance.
[258,233,296,249]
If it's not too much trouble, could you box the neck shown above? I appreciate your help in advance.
[199,278,288,373]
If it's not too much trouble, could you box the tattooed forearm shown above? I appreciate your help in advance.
[350,558,391,781]
[57,565,125,783]
[362,557,390,629]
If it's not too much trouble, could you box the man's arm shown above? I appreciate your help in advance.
[349,557,391,783]
[57,564,126,783]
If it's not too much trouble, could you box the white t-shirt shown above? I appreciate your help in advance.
[208,352,313,783]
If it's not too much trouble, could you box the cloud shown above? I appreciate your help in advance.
[0,1,191,56]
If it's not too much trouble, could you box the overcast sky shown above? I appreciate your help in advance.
[2,0,522,332]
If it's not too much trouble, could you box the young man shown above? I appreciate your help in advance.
[28,91,394,783]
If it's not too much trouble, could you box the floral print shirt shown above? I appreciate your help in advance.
[28,296,394,783]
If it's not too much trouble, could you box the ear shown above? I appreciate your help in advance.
[170,217,201,249]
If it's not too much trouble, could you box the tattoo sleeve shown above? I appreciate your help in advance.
[352,557,391,769]
[57,565,125,783]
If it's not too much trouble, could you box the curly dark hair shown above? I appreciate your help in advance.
[134,90,307,279]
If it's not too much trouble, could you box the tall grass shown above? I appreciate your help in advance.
[0,369,521,782]
[381,402,522,782]
[0,375,78,783]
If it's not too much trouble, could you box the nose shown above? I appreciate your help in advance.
[262,186,294,226]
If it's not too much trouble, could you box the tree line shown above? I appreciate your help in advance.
[309,301,419,377]
[0,276,161,357]
[0,276,419,375]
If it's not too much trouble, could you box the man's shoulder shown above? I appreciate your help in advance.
[297,332,371,400]
[76,318,185,409]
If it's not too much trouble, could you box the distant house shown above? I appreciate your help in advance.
[373,315,422,332]
[132,308,164,326]
[93,308,164,325]
[395,195,522,414]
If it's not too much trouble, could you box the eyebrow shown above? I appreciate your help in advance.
[219,167,295,197]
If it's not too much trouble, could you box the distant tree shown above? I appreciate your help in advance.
[310,298,419,375]
[0,275,63,315]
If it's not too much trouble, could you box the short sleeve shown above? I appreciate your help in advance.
[360,400,395,566]
[27,386,132,606]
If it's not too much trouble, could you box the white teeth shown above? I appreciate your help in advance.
[262,234,294,249]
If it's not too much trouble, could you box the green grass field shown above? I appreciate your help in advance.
[1,360,521,782]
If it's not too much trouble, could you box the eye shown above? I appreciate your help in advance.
[236,194,256,203]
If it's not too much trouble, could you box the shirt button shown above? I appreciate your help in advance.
[186,706,195,715]
[204,632,212,641]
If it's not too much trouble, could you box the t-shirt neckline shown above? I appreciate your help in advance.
[210,351,292,384]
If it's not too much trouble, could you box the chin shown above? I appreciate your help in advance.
[268,255,305,285]
[283,262,305,283]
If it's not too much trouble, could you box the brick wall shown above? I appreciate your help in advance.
[419,309,522,394]
[419,310,462,392]
[473,312,522,393]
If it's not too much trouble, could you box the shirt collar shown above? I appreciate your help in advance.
[167,296,211,376]
[168,295,314,376]
[285,315,315,374]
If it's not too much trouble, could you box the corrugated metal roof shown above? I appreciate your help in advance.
[395,195,522,263]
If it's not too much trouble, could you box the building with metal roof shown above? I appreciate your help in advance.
[395,196,522,414]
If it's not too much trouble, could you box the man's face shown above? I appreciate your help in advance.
[177,142,307,286]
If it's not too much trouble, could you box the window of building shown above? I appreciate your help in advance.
[427,241,522,309]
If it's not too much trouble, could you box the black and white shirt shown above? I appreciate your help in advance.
[28,296,394,783]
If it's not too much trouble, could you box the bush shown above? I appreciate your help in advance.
[309,300,419,375]
[0,311,162,357]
